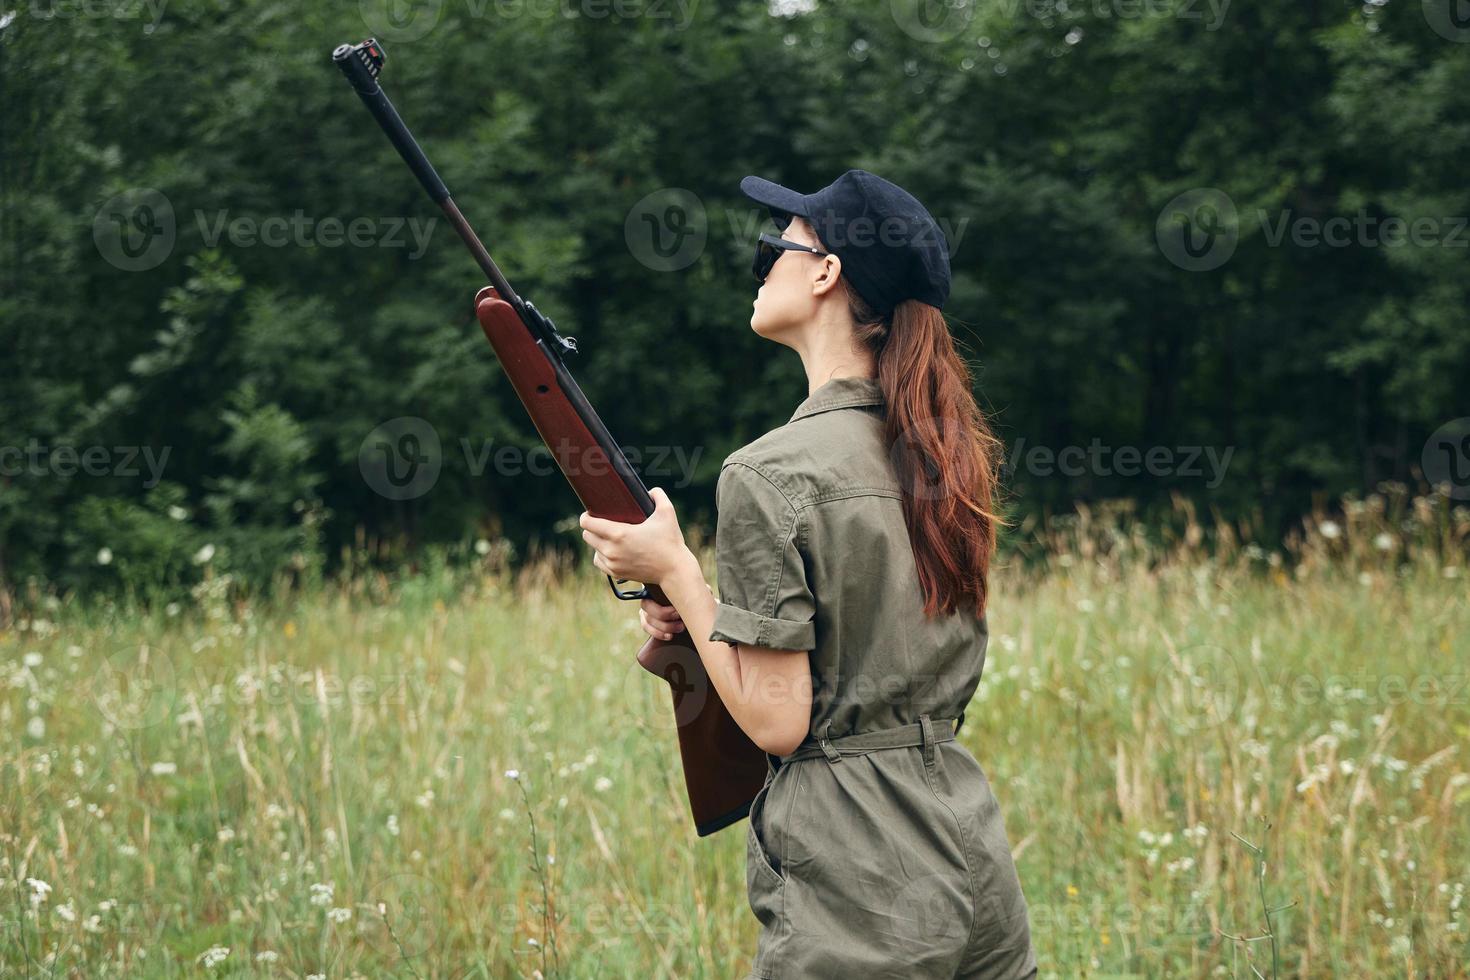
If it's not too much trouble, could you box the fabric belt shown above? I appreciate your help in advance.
[779,713,963,766]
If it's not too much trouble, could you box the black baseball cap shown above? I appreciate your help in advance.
[739,169,951,315]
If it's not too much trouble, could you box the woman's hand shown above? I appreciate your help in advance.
[579,487,694,588]
[639,597,685,641]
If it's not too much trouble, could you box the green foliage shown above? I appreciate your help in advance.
[1,0,1465,601]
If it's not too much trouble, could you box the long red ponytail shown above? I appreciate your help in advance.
[851,287,1004,618]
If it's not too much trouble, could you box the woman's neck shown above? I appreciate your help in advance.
[803,359,877,397]
[796,315,877,396]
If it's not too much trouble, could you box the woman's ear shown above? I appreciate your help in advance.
[811,253,843,298]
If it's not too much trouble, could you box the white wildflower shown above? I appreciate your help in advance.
[1320,520,1342,540]
[505,769,520,781]
[196,945,229,969]
[26,878,51,906]
[168,505,188,521]
[193,543,216,565]
[96,547,113,566]
[1373,532,1394,552]
[309,882,334,907]
[594,776,613,792]
[150,761,177,776]
[327,906,352,924]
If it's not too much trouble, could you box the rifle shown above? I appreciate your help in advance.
[331,38,767,836]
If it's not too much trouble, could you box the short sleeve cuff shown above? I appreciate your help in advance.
[709,601,816,651]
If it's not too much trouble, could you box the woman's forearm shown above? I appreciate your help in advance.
[659,551,811,755]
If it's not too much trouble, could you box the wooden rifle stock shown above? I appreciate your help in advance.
[474,291,767,835]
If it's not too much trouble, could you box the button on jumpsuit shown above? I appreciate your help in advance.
[708,376,1037,980]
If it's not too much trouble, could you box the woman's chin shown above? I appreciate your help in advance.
[750,310,786,340]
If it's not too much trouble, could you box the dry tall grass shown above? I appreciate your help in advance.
[2,488,1467,977]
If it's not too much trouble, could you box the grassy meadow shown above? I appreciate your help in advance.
[2,491,1468,978]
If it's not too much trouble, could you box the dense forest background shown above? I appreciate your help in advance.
[2,0,1467,600]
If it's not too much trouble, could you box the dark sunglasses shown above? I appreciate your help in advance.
[752,233,830,282]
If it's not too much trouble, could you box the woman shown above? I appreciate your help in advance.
[579,170,1037,979]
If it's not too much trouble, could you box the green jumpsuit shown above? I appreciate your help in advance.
[709,376,1037,980]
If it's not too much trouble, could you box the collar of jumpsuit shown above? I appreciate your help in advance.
[789,375,884,424]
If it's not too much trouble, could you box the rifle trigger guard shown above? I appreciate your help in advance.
[606,574,649,601]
